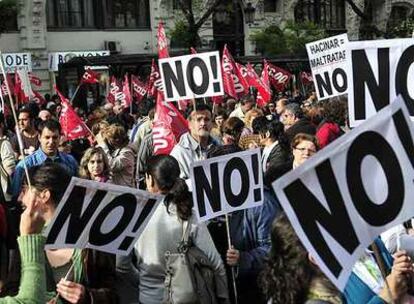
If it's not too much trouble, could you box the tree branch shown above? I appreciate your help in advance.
[195,0,221,29]
[344,0,369,20]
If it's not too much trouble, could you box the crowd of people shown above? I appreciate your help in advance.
[0,88,413,304]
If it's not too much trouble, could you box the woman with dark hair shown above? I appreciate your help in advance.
[261,214,342,304]
[316,99,346,149]
[116,155,229,304]
[3,163,117,303]
[257,118,291,172]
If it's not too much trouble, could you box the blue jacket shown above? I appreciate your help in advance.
[230,187,280,276]
[12,148,78,198]
[343,238,392,304]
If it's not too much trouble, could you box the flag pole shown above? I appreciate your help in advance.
[0,89,5,112]
[69,83,82,105]
[225,214,239,304]
[0,52,32,188]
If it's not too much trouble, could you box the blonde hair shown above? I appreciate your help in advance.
[79,147,110,180]
[244,108,264,128]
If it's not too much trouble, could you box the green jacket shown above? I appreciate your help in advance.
[0,235,45,304]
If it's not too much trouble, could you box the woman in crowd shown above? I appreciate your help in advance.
[291,133,319,169]
[78,147,111,182]
[210,108,228,144]
[261,214,342,304]
[242,108,263,136]
[7,163,117,304]
[97,123,135,187]
[316,99,346,149]
[116,155,229,304]
[257,118,291,172]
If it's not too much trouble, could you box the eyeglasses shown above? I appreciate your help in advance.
[294,147,317,154]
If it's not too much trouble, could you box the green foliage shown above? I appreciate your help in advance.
[0,0,18,34]
[387,19,414,38]
[250,21,328,56]
[169,19,201,49]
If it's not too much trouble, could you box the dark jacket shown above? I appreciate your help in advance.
[265,144,291,172]
[285,118,316,143]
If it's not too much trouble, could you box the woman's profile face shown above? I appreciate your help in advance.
[292,140,317,166]
[87,153,105,178]
[215,115,224,127]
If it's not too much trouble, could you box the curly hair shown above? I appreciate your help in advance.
[260,214,316,303]
[322,97,348,126]
[78,147,110,180]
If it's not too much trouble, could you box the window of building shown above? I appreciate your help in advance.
[47,0,150,29]
[294,0,345,30]
[47,0,96,28]
[173,0,180,10]
[264,0,277,12]
[0,1,18,32]
[106,0,150,29]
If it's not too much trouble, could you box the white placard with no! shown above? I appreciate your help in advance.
[272,95,414,290]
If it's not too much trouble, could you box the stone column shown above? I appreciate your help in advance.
[18,0,50,93]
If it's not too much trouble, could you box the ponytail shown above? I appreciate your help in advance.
[164,178,193,221]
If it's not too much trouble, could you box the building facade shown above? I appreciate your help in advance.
[0,0,413,94]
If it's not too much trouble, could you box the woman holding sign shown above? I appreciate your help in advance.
[116,155,229,304]
[3,164,118,304]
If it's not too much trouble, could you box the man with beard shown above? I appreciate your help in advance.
[170,102,218,181]
[10,108,39,160]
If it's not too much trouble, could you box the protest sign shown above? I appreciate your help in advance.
[48,50,109,72]
[2,53,32,73]
[190,149,263,222]
[159,51,224,102]
[306,34,348,100]
[347,38,414,127]
[272,95,414,290]
[44,178,162,256]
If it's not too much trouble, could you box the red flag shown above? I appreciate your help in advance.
[190,47,197,54]
[221,45,237,98]
[300,71,314,85]
[120,74,132,108]
[0,74,13,97]
[106,76,120,104]
[234,63,250,94]
[131,75,147,103]
[147,59,162,98]
[265,60,292,92]
[157,21,169,59]
[14,72,27,103]
[55,86,91,142]
[28,72,42,87]
[32,91,46,105]
[242,63,271,107]
[81,68,100,84]
[153,94,189,155]
[256,63,272,107]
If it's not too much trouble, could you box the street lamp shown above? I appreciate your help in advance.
[244,2,256,25]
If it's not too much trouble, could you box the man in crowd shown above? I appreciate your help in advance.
[229,96,254,121]
[11,119,78,199]
[275,98,288,121]
[11,108,39,160]
[170,102,217,180]
[282,103,316,143]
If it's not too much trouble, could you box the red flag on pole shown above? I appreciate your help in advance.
[264,60,292,92]
[234,63,250,95]
[28,72,42,87]
[147,60,162,98]
[221,45,237,98]
[0,75,12,97]
[153,94,189,155]
[81,68,100,84]
[131,75,147,103]
[120,74,132,108]
[256,63,272,107]
[32,90,46,106]
[55,86,92,142]
[157,21,169,59]
[190,47,197,54]
[106,76,120,104]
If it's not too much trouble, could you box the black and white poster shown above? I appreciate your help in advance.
[44,178,163,256]
[190,149,263,222]
[272,96,414,290]
[159,51,224,102]
[306,34,348,100]
[346,38,414,127]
